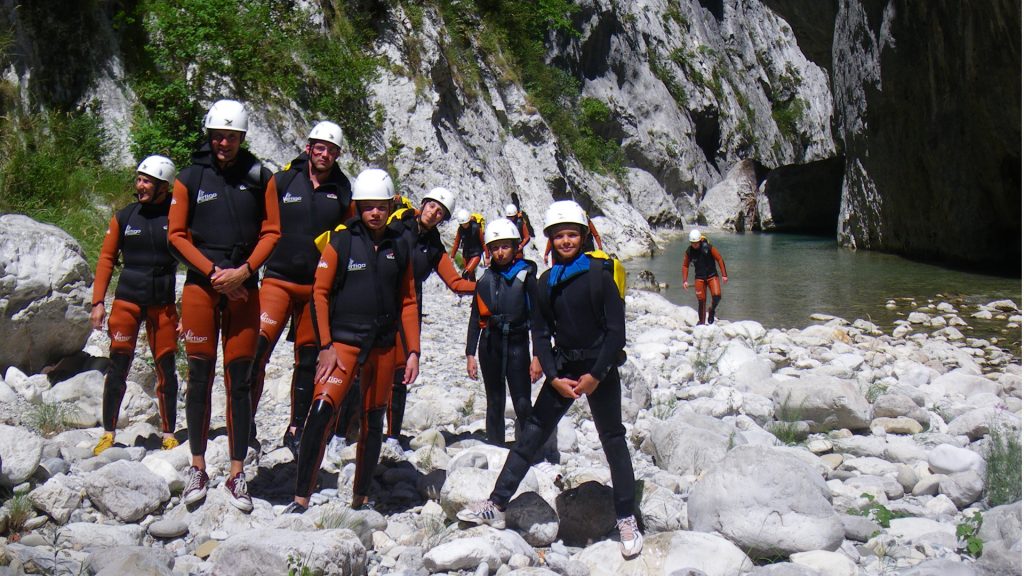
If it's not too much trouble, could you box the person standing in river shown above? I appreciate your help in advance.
[91,155,180,456]
[168,99,281,512]
[681,228,728,325]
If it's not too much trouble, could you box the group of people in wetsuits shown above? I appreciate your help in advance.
[88,98,730,560]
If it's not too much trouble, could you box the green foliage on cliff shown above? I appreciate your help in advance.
[119,0,382,165]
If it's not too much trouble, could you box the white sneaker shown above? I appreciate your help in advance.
[456,500,506,529]
[325,436,346,463]
[617,515,643,558]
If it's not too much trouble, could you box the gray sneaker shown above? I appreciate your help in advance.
[456,500,506,529]
[182,466,209,506]
[617,515,643,558]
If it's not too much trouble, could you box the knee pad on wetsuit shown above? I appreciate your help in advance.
[291,345,318,427]
[102,352,133,430]
[154,352,179,431]
[711,295,722,307]
[186,356,215,390]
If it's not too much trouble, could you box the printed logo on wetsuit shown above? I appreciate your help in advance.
[259,312,278,326]
[347,258,367,272]
[196,190,217,204]
[124,225,142,236]
[385,250,396,260]
[181,329,209,344]
[326,375,343,385]
[112,331,132,342]
[282,192,303,204]
[325,193,337,200]
[317,260,328,269]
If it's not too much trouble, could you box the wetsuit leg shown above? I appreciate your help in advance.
[478,334,507,445]
[146,303,180,435]
[295,342,360,499]
[695,278,708,325]
[504,334,533,438]
[290,345,318,431]
[353,347,397,502]
[335,378,361,441]
[463,255,480,279]
[252,278,293,418]
[222,289,260,461]
[103,299,142,432]
[490,381,574,508]
[586,367,636,518]
[707,276,722,324]
[180,284,220,456]
[387,367,408,441]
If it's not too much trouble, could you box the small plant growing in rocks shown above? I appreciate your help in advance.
[848,493,905,528]
[956,511,984,558]
[985,421,1021,506]
[26,400,79,437]
[3,492,33,539]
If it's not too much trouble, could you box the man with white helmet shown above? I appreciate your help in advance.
[249,120,353,457]
[286,168,420,513]
[504,202,532,257]
[449,208,486,280]
[465,218,542,445]
[681,228,728,325]
[380,185,475,447]
[168,99,281,512]
[459,199,643,559]
[91,155,181,456]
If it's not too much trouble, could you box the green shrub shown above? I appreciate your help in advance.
[986,423,1022,506]
[25,400,81,437]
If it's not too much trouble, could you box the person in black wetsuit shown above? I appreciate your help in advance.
[457,200,643,559]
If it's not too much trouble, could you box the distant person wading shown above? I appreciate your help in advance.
[681,228,728,325]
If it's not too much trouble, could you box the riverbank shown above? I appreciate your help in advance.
[0,280,1019,575]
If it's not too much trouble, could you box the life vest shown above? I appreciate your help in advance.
[686,239,719,279]
[172,145,271,288]
[459,218,485,259]
[113,199,177,306]
[474,259,536,333]
[388,211,446,286]
[324,219,409,355]
[263,154,351,284]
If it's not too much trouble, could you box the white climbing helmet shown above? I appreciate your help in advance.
[456,209,472,224]
[136,155,176,184]
[484,218,521,245]
[422,187,456,219]
[689,229,702,243]
[352,168,395,201]
[543,200,588,236]
[504,203,518,217]
[308,120,343,148]
[204,99,248,133]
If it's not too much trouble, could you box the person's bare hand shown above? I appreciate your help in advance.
[572,373,600,396]
[90,303,106,330]
[211,265,250,294]
[529,356,543,383]
[403,352,420,385]
[466,355,478,380]
[315,346,346,384]
[550,377,579,399]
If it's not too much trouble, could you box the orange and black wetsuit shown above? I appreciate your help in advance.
[383,211,475,441]
[168,144,280,462]
[450,218,486,280]
[250,153,352,438]
[93,197,179,435]
[294,218,419,500]
[543,217,604,263]
[508,212,532,257]
[682,239,727,325]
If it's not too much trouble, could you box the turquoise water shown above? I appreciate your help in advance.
[626,232,1022,334]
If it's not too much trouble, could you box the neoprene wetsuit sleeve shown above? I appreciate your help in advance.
[450,228,462,259]
[435,252,476,294]
[530,273,558,380]
[167,177,215,277]
[311,241,339,348]
[681,250,691,285]
[91,215,120,305]
[244,175,282,271]
[589,270,627,382]
[589,219,604,250]
[711,246,727,277]
[466,291,482,357]
[399,260,421,356]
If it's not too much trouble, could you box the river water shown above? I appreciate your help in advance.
[625,232,1021,339]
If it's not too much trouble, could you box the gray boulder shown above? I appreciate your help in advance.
[506,491,559,547]
[573,531,753,576]
[772,374,871,431]
[208,528,366,576]
[0,215,92,374]
[0,424,43,487]
[83,460,170,522]
[84,546,174,576]
[688,445,843,559]
[976,501,1022,576]
[648,413,743,477]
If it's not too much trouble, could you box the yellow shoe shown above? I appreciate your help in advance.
[162,436,179,450]
[93,432,115,456]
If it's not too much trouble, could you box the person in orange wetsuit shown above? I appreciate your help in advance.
[504,203,532,258]
[382,186,475,448]
[168,99,281,512]
[91,155,180,456]
[681,228,728,325]
[249,121,353,457]
[285,168,420,513]
[450,209,486,280]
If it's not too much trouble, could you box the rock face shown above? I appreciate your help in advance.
[828,0,1021,271]
[0,215,93,374]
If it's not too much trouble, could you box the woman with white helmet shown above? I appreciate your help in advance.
[458,200,643,559]
[91,155,181,456]
[287,168,420,513]
[681,228,728,324]
[465,218,542,445]
[449,209,486,280]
